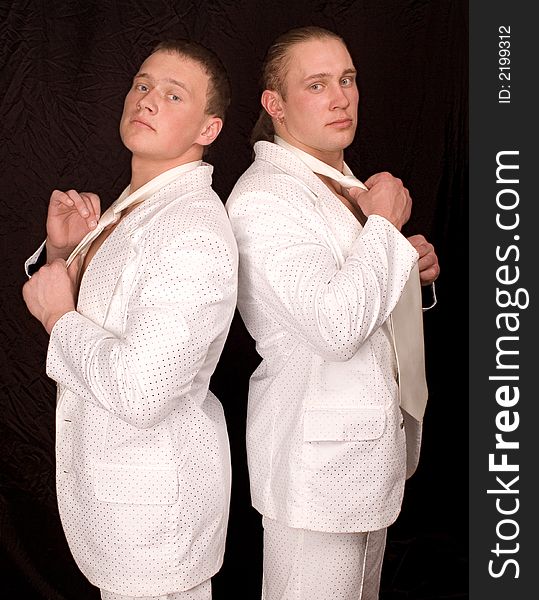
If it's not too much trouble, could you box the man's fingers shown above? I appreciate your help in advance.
[49,189,100,230]
[363,171,393,188]
[81,192,101,222]
[50,189,74,207]
[408,235,433,258]
[64,190,98,229]
[407,234,439,281]
[64,190,89,216]
[419,263,440,284]
[407,234,426,248]
[347,186,368,200]
[418,252,436,270]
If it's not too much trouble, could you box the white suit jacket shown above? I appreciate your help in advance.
[27,164,238,596]
[226,142,421,533]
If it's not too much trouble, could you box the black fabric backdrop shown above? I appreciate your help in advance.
[0,1,468,598]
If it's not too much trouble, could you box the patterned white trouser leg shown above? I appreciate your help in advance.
[100,579,211,600]
[261,517,387,600]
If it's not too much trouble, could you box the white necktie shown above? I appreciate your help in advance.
[66,161,202,268]
[274,136,428,421]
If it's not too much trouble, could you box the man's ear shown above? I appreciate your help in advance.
[198,116,223,147]
[261,90,284,122]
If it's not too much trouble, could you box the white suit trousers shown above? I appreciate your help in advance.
[262,517,387,600]
[100,580,211,600]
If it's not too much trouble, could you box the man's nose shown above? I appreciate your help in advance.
[329,83,350,110]
[137,90,159,113]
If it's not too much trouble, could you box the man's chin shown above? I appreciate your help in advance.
[322,128,356,151]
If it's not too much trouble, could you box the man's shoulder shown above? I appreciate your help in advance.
[163,163,216,200]
[138,169,233,247]
[139,190,236,266]
[162,184,230,232]
[153,165,225,216]
[227,149,312,208]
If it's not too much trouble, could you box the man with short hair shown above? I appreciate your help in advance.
[22,40,237,600]
[226,26,439,599]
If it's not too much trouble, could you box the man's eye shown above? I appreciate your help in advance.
[310,83,322,92]
[136,84,149,92]
[170,94,181,102]
[341,78,352,86]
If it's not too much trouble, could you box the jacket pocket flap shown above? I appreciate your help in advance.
[303,407,386,442]
[93,463,179,505]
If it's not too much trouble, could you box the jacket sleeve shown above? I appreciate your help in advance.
[46,219,237,429]
[227,184,418,362]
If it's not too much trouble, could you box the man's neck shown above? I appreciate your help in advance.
[129,151,203,192]
[274,130,345,171]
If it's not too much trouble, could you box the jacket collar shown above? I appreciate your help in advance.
[114,162,214,237]
[253,141,332,201]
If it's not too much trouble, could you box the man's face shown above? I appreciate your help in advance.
[120,50,219,166]
[275,38,359,160]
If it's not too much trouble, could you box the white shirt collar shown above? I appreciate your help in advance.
[273,136,367,190]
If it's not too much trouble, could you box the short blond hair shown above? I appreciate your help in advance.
[152,39,231,122]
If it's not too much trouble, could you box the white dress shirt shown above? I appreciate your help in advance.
[226,142,420,533]
[26,164,238,596]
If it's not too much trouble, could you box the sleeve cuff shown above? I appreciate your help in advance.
[25,241,47,277]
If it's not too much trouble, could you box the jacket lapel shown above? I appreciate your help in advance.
[77,164,213,329]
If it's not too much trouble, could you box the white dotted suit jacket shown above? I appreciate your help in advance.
[28,165,238,596]
[226,142,422,533]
